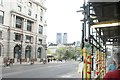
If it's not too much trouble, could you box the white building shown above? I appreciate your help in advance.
[47,42,76,55]
[48,43,58,54]
[0,0,47,63]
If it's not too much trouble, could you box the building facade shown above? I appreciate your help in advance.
[48,42,76,55]
[56,33,62,44]
[0,0,47,63]
[63,33,67,44]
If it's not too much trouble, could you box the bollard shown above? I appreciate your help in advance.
[83,47,87,79]
[95,51,99,76]
[87,53,91,79]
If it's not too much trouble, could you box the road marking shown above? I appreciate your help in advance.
[61,75,71,78]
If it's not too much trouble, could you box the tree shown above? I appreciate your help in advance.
[47,49,52,54]
[56,47,66,59]
[55,46,82,60]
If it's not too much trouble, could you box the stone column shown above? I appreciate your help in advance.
[13,15,16,27]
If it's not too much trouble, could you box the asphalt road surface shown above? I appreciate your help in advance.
[2,61,82,78]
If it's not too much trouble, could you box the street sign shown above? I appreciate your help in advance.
[85,42,91,54]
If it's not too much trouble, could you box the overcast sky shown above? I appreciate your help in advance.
[46,0,84,43]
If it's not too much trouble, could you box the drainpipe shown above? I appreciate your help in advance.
[35,35,37,60]
[7,26,10,58]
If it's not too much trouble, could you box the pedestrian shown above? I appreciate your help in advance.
[48,58,50,63]
[30,57,34,65]
[6,57,10,67]
[3,57,7,67]
[108,61,116,71]
[78,61,83,74]
[103,47,120,79]
[53,58,56,62]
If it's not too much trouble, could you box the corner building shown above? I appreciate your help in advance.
[0,0,47,63]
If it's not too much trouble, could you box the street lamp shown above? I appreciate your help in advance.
[20,40,23,64]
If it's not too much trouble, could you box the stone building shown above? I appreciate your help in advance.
[48,42,76,55]
[0,0,47,63]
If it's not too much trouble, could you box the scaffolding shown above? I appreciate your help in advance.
[79,1,120,79]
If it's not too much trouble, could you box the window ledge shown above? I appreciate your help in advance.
[25,41,33,44]
[38,43,42,45]
[13,40,21,41]
[25,41,30,43]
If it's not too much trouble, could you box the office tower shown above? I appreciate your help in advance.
[63,33,68,44]
[56,33,62,44]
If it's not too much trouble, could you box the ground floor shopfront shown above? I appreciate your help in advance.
[0,42,47,64]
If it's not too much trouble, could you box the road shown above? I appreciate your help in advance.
[2,61,82,78]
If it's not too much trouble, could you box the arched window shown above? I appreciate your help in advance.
[14,45,21,59]
[37,47,42,58]
[25,45,31,58]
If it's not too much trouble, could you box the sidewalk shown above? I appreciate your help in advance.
[1,62,42,67]
[2,60,67,67]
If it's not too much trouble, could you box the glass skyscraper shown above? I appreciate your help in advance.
[56,33,62,44]
[63,33,68,44]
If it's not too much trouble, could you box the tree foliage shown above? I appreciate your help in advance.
[55,46,82,60]
[47,49,52,54]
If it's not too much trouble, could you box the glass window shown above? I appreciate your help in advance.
[26,35,31,42]
[40,16,42,22]
[35,14,37,18]
[18,5,22,12]
[0,31,2,39]
[28,10,31,16]
[27,20,32,31]
[41,9,43,13]
[39,25,43,34]
[0,0,3,5]
[28,2,32,7]
[39,39,42,44]
[16,16,23,29]
[0,11,4,24]
[15,33,22,41]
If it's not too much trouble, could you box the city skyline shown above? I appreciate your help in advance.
[56,33,68,44]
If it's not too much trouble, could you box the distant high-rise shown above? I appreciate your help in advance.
[56,33,62,44]
[75,41,80,47]
[63,33,68,44]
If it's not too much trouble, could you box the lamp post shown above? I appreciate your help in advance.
[45,46,47,63]
[20,40,23,64]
